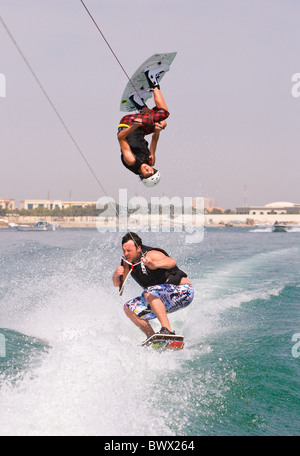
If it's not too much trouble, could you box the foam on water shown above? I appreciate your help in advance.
[181,245,296,347]
[0,245,182,435]
[0,233,213,435]
[1,229,300,436]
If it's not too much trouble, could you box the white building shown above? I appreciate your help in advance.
[236,202,300,215]
[20,200,97,210]
[0,198,15,211]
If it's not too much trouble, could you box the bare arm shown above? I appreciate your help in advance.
[149,131,159,166]
[142,250,176,270]
[118,121,143,166]
[149,121,167,165]
[118,138,136,166]
[117,121,141,141]
[112,262,130,287]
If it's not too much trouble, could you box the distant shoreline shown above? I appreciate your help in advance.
[1,213,300,229]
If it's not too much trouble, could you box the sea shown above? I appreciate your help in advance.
[0,226,300,437]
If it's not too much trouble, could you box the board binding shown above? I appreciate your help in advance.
[141,333,184,350]
[120,52,177,112]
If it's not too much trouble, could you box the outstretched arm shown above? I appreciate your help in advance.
[149,121,167,165]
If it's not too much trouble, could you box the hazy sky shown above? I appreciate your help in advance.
[1,0,300,209]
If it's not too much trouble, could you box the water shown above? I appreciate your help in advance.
[0,227,300,436]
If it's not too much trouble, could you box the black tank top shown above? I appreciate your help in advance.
[131,245,187,288]
[121,130,150,175]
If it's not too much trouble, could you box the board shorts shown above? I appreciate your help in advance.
[118,107,170,136]
[124,283,194,321]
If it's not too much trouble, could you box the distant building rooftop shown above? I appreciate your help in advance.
[236,202,300,215]
[0,198,15,211]
[20,199,97,211]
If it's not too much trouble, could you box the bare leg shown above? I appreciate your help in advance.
[144,293,173,332]
[124,305,155,337]
[153,87,168,112]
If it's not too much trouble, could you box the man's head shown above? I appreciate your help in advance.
[122,232,142,263]
[139,164,161,187]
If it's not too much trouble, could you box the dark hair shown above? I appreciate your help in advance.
[121,232,142,247]
[138,166,157,181]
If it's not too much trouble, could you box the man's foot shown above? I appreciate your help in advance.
[144,68,164,90]
[129,93,146,111]
[158,326,175,335]
[144,62,170,90]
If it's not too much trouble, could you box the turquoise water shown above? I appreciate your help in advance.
[0,227,300,436]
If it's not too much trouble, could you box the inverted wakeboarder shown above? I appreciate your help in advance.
[117,69,169,188]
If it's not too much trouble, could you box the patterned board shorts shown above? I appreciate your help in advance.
[124,283,194,321]
[118,108,169,136]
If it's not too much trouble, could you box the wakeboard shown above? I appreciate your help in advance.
[141,333,184,351]
[120,52,177,112]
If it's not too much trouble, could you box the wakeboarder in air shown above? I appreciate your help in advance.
[112,233,194,339]
[117,69,169,188]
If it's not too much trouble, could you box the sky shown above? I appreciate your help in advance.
[1,0,300,209]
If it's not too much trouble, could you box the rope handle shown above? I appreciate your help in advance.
[118,259,124,295]
[118,257,143,296]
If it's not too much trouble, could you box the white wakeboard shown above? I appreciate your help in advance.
[120,52,177,112]
[141,333,184,351]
